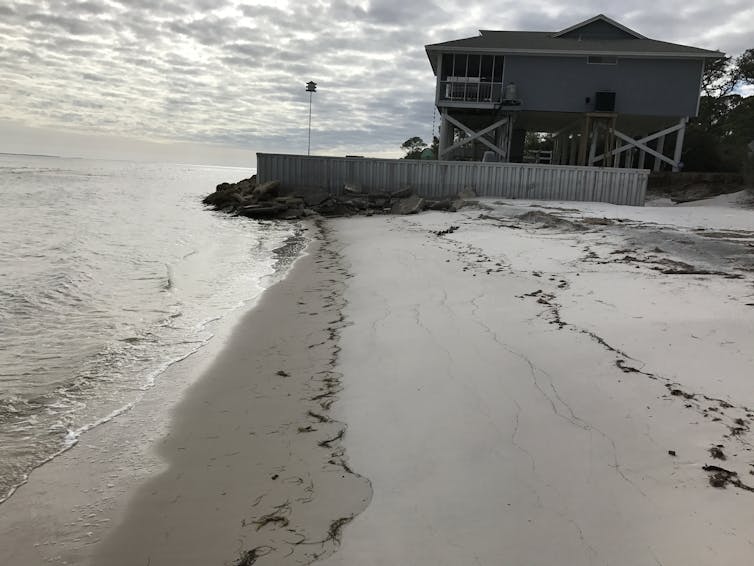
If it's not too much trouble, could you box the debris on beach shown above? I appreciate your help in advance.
[709,445,727,460]
[235,545,273,565]
[252,502,292,530]
[202,175,479,220]
[703,465,754,492]
[434,225,459,236]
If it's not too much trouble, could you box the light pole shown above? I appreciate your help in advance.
[306,81,317,156]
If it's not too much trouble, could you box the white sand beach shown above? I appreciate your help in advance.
[1,195,753,565]
[321,196,754,566]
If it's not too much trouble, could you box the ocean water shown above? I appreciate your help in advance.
[0,155,299,501]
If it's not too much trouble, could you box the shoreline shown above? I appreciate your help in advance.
[0,221,371,565]
[2,195,752,564]
[0,222,306,509]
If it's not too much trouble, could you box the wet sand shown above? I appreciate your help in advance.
[0,224,370,565]
[91,225,371,565]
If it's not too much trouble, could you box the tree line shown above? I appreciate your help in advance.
[685,49,753,173]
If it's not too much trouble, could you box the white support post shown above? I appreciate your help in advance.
[554,137,561,165]
[499,124,508,162]
[588,123,598,165]
[496,124,506,161]
[638,134,647,169]
[654,135,666,172]
[569,135,578,165]
[439,109,457,160]
[613,139,622,168]
[672,117,687,172]
[504,117,515,162]
[552,137,559,164]
[439,109,449,159]
[434,54,443,106]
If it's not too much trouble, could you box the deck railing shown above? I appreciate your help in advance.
[439,80,503,104]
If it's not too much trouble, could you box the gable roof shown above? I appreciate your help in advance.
[553,14,645,39]
[425,15,724,72]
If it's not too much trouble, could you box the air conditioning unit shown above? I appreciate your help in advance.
[595,91,616,112]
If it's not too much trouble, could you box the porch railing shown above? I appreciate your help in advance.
[439,80,502,103]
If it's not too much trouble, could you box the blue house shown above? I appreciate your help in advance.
[425,14,723,170]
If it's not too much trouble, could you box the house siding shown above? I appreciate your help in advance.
[503,55,703,117]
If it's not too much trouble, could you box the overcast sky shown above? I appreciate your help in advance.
[1,0,752,166]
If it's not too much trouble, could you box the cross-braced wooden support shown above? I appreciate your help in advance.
[591,117,687,171]
[552,114,687,170]
[438,110,514,161]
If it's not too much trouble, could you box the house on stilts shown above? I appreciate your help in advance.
[425,14,723,171]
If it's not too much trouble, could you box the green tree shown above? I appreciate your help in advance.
[401,136,427,159]
[685,49,754,172]
[736,49,754,84]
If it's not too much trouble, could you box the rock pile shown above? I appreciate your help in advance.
[202,176,478,219]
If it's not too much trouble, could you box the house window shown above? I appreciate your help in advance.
[587,55,617,65]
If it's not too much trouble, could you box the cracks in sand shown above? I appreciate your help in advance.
[518,278,754,495]
[470,292,584,430]
[511,399,538,480]
[522,289,638,362]
[470,287,610,553]
[470,291,645,497]
[408,301,441,352]
[555,510,600,565]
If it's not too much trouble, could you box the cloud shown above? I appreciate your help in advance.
[0,0,752,163]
